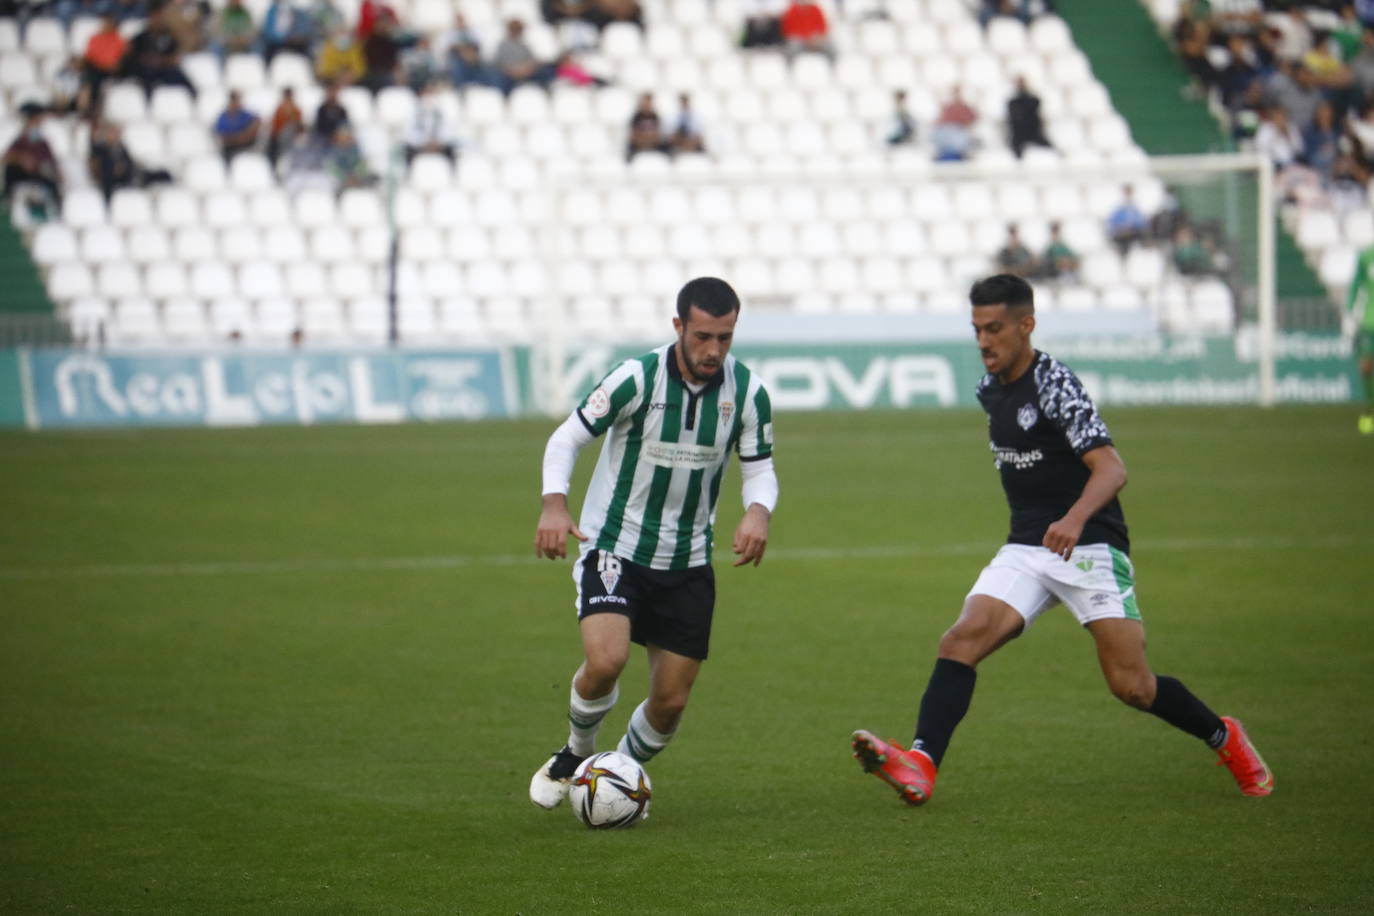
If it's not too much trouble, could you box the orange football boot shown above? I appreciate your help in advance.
[1216,716,1274,797]
[851,729,937,806]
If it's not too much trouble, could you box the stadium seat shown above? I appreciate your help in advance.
[150,85,195,125]
[229,153,275,193]
[109,297,161,341]
[286,263,328,299]
[144,262,189,300]
[348,297,390,342]
[268,52,314,89]
[81,226,128,264]
[299,298,348,341]
[255,297,299,341]
[217,223,263,262]
[173,226,218,262]
[31,224,80,265]
[94,262,142,300]
[329,262,377,299]
[247,226,299,265]
[161,299,212,341]
[203,189,251,229]
[190,260,237,300]
[238,261,285,299]
[248,190,292,227]
[1297,210,1340,249]
[62,188,108,228]
[224,54,267,91]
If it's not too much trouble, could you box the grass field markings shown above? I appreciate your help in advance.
[0,533,1365,581]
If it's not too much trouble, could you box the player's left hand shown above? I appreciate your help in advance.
[1042,517,1083,561]
[732,504,770,567]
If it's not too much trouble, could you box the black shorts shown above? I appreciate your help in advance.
[576,549,716,660]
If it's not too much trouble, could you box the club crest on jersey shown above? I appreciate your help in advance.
[1017,403,1038,430]
[597,552,622,595]
[585,387,611,419]
[720,401,733,425]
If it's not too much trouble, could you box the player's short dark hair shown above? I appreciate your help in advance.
[969,274,1035,314]
[677,277,740,322]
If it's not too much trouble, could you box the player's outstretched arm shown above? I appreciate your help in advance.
[1043,445,1127,560]
[535,493,587,560]
[732,503,771,567]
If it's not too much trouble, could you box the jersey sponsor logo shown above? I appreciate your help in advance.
[1076,558,1094,572]
[584,387,611,418]
[647,401,680,411]
[642,440,724,470]
[597,552,622,594]
[762,421,773,446]
[588,594,628,606]
[719,401,733,425]
[1017,403,1038,430]
[1090,592,1110,607]
[991,444,1043,470]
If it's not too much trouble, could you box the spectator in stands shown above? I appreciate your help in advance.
[164,0,209,54]
[438,11,482,60]
[325,126,377,190]
[1217,33,1262,112]
[262,0,314,61]
[740,0,784,49]
[361,9,403,92]
[1254,104,1323,205]
[1267,62,1324,131]
[886,90,916,146]
[308,0,345,40]
[996,225,1035,278]
[542,0,644,34]
[87,119,172,202]
[1350,24,1374,98]
[122,2,198,99]
[313,80,351,143]
[1106,185,1147,254]
[81,15,127,111]
[1039,221,1080,281]
[494,18,552,94]
[553,50,610,87]
[1,104,63,215]
[1343,98,1374,176]
[1204,0,1263,38]
[401,35,441,91]
[51,55,87,116]
[214,89,262,163]
[780,1,834,61]
[669,93,706,154]
[316,23,366,85]
[1269,6,1313,64]
[931,86,977,162]
[978,0,1038,28]
[625,91,668,162]
[1333,5,1367,60]
[1175,18,1218,93]
[404,81,458,164]
[1006,77,1052,159]
[1303,100,1342,176]
[212,0,258,59]
[267,87,304,168]
[1171,225,1213,277]
[449,38,504,90]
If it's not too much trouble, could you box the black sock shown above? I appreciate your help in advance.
[912,658,977,769]
[1147,675,1227,748]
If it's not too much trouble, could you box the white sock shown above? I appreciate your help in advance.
[616,700,676,763]
[567,682,618,757]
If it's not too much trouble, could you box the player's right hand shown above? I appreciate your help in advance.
[535,496,587,559]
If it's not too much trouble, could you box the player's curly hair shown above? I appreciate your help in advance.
[677,277,740,322]
[970,274,1035,313]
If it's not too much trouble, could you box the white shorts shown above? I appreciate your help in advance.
[967,543,1142,628]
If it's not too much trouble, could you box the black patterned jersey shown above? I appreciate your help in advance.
[975,350,1129,552]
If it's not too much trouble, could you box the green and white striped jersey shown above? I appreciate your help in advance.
[574,343,774,571]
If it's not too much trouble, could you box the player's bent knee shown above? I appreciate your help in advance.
[1107,671,1155,709]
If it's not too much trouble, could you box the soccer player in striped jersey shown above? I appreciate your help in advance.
[529,277,778,810]
[1346,243,1374,435]
[852,274,1273,806]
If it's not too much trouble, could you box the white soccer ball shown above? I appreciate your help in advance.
[569,751,652,829]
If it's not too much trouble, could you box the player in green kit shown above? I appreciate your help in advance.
[1348,244,1374,435]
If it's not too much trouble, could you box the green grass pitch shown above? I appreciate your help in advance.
[2,406,1372,914]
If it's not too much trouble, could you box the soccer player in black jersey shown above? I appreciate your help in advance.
[852,274,1273,805]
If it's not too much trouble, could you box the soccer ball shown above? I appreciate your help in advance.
[569,751,652,829]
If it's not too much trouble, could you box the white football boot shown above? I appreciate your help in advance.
[529,746,586,809]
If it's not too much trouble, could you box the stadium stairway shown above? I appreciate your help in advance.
[0,206,52,314]
[1056,0,1326,309]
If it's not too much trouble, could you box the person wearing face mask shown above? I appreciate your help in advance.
[2,105,63,215]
